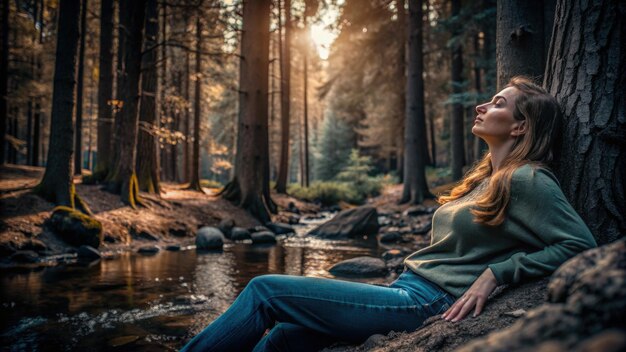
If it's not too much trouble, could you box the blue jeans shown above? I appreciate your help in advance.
[180,270,455,352]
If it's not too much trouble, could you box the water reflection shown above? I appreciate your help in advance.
[0,226,387,351]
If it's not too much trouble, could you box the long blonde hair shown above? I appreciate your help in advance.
[439,77,562,226]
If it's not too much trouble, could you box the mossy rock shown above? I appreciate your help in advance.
[47,206,103,248]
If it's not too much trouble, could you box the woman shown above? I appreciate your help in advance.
[181,77,597,352]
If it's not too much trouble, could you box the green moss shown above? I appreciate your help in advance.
[49,206,103,248]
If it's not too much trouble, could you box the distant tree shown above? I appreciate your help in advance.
[106,0,146,207]
[186,13,204,193]
[136,0,160,193]
[0,0,9,165]
[450,0,465,181]
[74,0,88,175]
[35,0,90,213]
[544,0,625,244]
[92,0,114,181]
[496,0,555,89]
[275,0,292,194]
[314,111,353,181]
[401,0,432,204]
[220,0,273,222]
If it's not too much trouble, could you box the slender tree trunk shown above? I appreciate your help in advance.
[275,0,291,193]
[106,0,146,208]
[396,0,406,182]
[74,0,87,175]
[400,0,432,204]
[159,1,168,181]
[136,0,160,194]
[183,17,190,183]
[544,0,625,245]
[220,0,273,223]
[92,0,114,180]
[36,0,90,213]
[302,16,309,187]
[111,0,127,175]
[496,0,550,89]
[428,110,436,166]
[26,101,33,165]
[450,0,465,180]
[32,102,40,166]
[187,14,203,192]
[0,0,9,165]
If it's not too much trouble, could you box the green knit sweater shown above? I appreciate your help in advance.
[404,164,597,298]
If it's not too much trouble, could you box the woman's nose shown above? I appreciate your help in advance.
[476,103,486,114]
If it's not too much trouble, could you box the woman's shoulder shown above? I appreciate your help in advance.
[511,163,562,193]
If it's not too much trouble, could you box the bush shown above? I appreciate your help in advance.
[288,182,361,206]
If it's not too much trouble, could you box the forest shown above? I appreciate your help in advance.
[0,0,624,351]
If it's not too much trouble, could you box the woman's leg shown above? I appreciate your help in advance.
[180,273,449,352]
[252,323,338,352]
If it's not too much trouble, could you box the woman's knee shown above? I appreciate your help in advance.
[246,274,288,297]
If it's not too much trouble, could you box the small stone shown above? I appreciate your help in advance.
[413,221,432,234]
[382,249,406,261]
[77,245,102,259]
[265,222,295,235]
[195,227,225,250]
[165,244,181,251]
[379,231,402,243]
[137,245,160,254]
[251,231,276,244]
[329,256,388,277]
[10,250,39,263]
[403,205,432,217]
[231,227,252,241]
[218,218,236,238]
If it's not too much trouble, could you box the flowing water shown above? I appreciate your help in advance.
[0,214,392,351]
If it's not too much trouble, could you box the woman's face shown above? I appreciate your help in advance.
[472,87,525,144]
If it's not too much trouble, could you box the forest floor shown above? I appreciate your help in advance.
[0,163,322,265]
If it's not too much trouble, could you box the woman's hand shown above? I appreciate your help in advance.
[442,268,498,322]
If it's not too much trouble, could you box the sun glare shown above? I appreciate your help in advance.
[309,7,340,60]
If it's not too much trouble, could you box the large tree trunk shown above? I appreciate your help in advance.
[106,0,146,208]
[136,0,160,194]
[0,0,8,165]
[93,0,114,180]
[220,0,273,223]
[496,0,552,89]
[400,0,432,204]
[74,0,87,175]
[187,14,204,193]
[275,0,291,194]
[544,0,625,245]
[36,0,89,213]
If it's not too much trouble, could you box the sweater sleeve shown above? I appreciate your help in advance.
[487,167,598,286]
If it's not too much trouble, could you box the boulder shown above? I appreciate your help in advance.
[46,206,103,248]
[308,206,379,239]
[137,245,160,254]
[231,227,252,241]
[218,218,236,238]
[286,202,301,214]
[328,256,388,277]
[265,222,295,235]
[195,227,225,250]
[77,245,101,259]
[251,231,277,244]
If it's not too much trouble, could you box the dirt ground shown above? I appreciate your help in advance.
[0,164,320,264]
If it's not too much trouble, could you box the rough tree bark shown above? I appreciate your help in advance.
[92,0,114,181]
[401,0,432,204]
[35,0,90,214]
[186,14,204,193]
[275,0,292,194]
[544,0,625,245]
[220,0,273,223]
[106,0,146,208]
[496,0,553,89]
[74,0,87,175]
[450,0,465,181]
[136,0,160,194]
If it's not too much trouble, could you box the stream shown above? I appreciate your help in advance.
[0,213,395,351]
